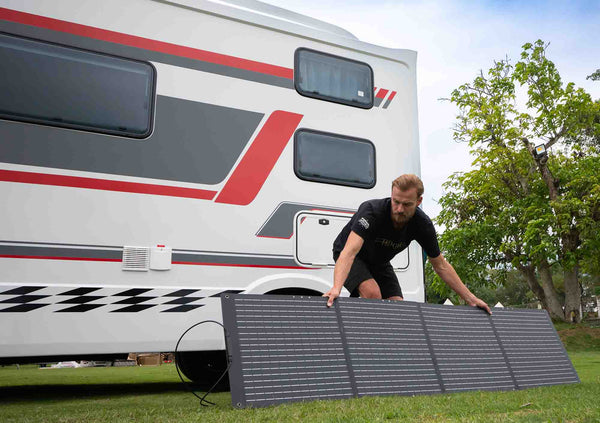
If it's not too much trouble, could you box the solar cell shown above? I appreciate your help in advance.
[221,295,579,408]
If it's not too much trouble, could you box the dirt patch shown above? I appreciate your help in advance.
[558,326,600,350]
[559,327,600,338]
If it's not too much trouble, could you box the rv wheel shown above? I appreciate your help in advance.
[265,287,322,296]
[175,350,229,391]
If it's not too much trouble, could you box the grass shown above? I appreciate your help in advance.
[1,327,599,423]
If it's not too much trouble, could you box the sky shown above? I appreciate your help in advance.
[261,0,600,220]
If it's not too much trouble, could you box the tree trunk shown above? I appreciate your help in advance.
[522,138,581,322]
[563,265,582,323]
[538,260,567,321]
[517,264,557,317]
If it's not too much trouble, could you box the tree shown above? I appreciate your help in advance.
[432,40,600,322]
[587,69,600,81]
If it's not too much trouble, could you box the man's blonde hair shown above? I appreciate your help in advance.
[392,174,424,197]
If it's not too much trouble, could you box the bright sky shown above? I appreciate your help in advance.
[262,0,600,221]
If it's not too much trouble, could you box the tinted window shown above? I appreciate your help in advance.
[294,129,375,188]
[0,34,155,138]
[295,48,373,108]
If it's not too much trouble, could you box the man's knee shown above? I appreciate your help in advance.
[387,295,404,301]
[357,279,382,299]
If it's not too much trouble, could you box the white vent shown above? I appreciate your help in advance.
[122,246,150,271]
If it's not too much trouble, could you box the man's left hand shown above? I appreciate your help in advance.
[467,296,492,315]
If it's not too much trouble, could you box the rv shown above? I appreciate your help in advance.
[0,0,423,383]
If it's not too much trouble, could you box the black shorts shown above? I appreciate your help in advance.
[333,252,403,299]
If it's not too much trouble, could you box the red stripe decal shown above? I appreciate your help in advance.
[215,111,303,206]
[0,255,120,263]
[0,255,307,269]
[0,7,293,79]
[172,261,307,269]
[256,235,293,240]
[387,91,397,102]
[376,88,389,99]
[0,170,217,200]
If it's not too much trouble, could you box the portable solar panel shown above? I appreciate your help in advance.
[221,294,579,408]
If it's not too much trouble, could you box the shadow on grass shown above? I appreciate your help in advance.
[0,382,229,404]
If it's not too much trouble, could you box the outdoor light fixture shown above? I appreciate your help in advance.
[534,144,548,159]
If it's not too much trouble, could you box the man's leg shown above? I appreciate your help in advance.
[373,262,403,301]
[357,279,382,299]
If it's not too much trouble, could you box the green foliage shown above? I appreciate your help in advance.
[433,40,600,321]
[514,41,600,147]
[587,69,600,81]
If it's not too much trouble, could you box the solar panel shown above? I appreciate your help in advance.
[221,294,579,408]
[222,295,354,407]
[338,300,442,397]
[491,308,579,389]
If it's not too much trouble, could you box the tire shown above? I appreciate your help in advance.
[175,350,230,391]
[265,287,322,296]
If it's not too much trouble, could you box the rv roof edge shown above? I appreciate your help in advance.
[155,0,415,65]
[218,0,359,40]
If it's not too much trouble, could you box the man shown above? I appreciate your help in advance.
[324,174,491,314]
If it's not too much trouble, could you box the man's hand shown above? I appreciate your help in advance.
[467,296,492,315]
[323,286,341,307]
[429,254,492,315]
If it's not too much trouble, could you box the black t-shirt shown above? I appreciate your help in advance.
[333,198,441,265]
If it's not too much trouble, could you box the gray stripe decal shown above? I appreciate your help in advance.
[0,243,301,268]
[0,245,122,260]
[0,95,263,186]
[257,202,355,238]
[382,97,394,109]
[0,20,294,89]
[0,240,121,249]
[373,97,384,108]
[173,252,299,267]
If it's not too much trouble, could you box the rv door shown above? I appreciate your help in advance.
[294,211,409,269]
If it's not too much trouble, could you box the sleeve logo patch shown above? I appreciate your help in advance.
[358,217,370,229]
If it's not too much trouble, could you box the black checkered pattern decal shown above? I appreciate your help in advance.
[0,286,243,312]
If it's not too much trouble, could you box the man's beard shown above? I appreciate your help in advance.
[392,212,410,228]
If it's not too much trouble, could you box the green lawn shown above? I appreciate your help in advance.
[1,328,599,423]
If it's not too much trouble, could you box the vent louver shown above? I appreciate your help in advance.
[122,246,150,271]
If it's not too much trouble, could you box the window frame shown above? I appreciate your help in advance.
[0,32,156,139]
[294,47,374,109]
[293,128,377,189]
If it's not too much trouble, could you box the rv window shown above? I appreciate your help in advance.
[0,34,155,138]
[294,48,373,108]
[294,129,375,188]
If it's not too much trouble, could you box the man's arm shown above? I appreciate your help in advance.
[323,231,364,307]
[429,254,492,314]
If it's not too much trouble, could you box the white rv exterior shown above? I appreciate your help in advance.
[0,0,423,362]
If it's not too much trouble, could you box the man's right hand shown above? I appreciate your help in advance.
[323,287,341,307]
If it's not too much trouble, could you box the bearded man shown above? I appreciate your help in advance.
[324,174,490,314]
